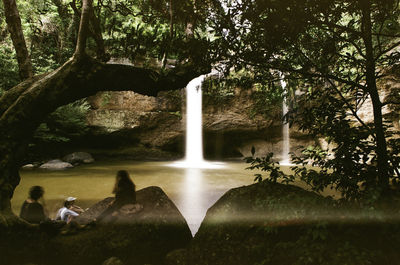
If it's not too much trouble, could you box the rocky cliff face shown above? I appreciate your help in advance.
[84,66,399,161]
[85,85,314,160]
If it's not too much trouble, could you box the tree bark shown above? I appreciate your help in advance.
[2,0,33,80]
[89,7,108,61]
[361,0,390,189]
[68,0,81,47]
[75,0,93,57]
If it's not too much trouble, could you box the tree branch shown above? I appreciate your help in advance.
[371,32,400,38]
[374,39,400,61]
[325,78,375,139]
[317,19,363,38]
[382,100,400,106]
[0,57,209,133]
[89,6,108,61]
[291,45,374,137]
[316,24,367,59]
[0,74,48,116]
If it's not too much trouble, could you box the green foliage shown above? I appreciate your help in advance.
[1,0,214,84]
[0,44,20,91]
[95,0,216,65]
[245,152,294,184]
[202,73,237,104]
[250,80,284,120]
[0,2,20,91]
[162,89,182,108]
[203,69,283,120]
[216,0,400,200]
[100,91,113,107]
[33,100,90,143]
[169,111,182,119]
[246,125,400,203]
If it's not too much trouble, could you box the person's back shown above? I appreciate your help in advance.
[114,183,136,208]
[97,170,137,222]
[20,200,46,224]
[20,186,47,224]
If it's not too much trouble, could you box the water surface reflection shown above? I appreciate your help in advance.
[14,160,254,234]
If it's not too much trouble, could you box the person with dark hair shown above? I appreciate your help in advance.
[97,170,139,222]
[20,186,48,224]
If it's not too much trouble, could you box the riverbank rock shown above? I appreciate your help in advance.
[85,87,314,160]
[168,181,400,265]
[1,186,192,265]
[21,164,35,169]
[47,186,192,265]
[39,159,73,170]
[63,152,94,165]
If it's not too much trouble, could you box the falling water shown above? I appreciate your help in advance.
[185,75,206,164]
[170,75,224,169]
[280,78,291,165]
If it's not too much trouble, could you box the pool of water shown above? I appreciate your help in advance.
[13,160,259,234]
[13,160,336,235]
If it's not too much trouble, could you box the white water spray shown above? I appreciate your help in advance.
[170,75,224,169]
[185,75,206,164]
[280,77,291,165]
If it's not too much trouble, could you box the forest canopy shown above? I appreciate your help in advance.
[0,0,216,90]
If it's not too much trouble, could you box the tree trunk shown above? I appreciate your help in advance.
[361,0,390,189]
[68,1,81,47]
[2,0,33,80]
[75,0,93,57]
[89,7,108,61]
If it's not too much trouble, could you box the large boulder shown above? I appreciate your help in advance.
[39,159,73,170]
[167,182,400,265]
[47,186,192,265]
[1,186,192,265]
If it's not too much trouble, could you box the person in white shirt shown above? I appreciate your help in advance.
[56,197,84,223]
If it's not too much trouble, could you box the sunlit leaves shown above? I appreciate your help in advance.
[245,152,295,185]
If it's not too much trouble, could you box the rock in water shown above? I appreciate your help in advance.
[39,159,73,170]
[63,152,94,164]
[21,164,35,169]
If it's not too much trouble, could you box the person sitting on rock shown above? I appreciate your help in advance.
[20,186,49,224]
[56,197,84,223]
[97,170,141,222]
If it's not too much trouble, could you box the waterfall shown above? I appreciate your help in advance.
[280,78,291,165]
[185,75,206,164]
[169,74,224,169]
